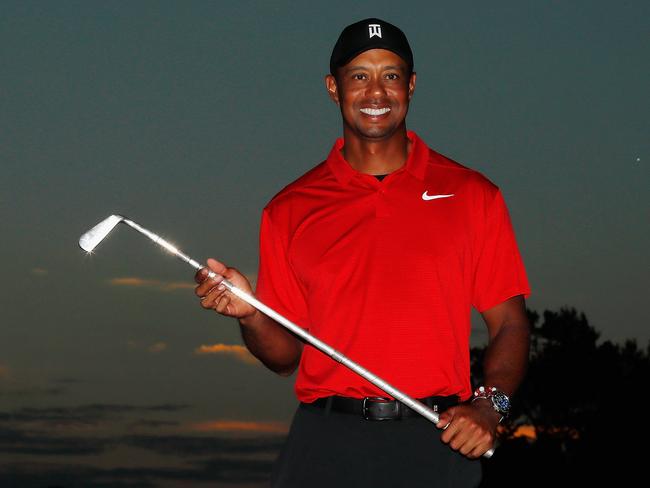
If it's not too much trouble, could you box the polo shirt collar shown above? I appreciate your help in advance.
[326,130,429,185]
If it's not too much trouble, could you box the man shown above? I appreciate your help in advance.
[195,18,531,487]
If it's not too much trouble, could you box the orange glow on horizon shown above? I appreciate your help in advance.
[190,420,289,434]
[193,343,259,365]
[108,277,193,291]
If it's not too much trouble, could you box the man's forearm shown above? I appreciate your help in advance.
[482,321,530,397]
[238,310,304,376]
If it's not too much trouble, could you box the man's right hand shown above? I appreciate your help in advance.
[194,258,257,320]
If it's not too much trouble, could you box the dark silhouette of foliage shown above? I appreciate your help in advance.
[473,307,649,486]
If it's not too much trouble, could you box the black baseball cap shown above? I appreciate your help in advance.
[329,18,413,75]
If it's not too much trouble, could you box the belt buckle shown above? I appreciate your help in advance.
[362,396,400,421]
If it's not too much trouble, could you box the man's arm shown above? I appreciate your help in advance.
[238,309,304,377]
[479,294,531,397]
[436,294,530,458]
[195,258,303,377]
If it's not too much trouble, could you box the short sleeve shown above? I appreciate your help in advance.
[255,208,310,329]
[471,189,531,313]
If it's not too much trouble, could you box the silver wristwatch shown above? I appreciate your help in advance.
[472,386,511,421]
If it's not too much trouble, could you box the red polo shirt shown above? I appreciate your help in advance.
[255,131,531,403]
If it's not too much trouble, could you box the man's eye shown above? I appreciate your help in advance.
[353,74,366,80]
[385,73,399,80]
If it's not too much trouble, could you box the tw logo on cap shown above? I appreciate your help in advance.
[368,24,382,38]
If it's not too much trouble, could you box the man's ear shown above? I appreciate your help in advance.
[408,71,417,100]
[325,74,340,105]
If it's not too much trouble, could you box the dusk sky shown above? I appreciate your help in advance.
[1,1,648,486]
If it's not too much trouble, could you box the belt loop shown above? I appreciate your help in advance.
[324,396,333,416]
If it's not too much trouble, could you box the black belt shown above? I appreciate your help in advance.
[304,394,459,421]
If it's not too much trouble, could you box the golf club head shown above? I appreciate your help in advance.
[79,215,125,252]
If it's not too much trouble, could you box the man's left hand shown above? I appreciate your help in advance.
[435,399,500,459]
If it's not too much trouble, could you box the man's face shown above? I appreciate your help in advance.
[326,49,416,141]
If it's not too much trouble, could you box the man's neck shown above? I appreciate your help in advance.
[341,128,411,175]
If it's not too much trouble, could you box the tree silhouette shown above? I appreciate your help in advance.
[473,307,649,486]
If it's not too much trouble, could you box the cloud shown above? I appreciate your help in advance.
[0,425,285,459]
[0,403,190,427]
[0,401,287,485]
[128,419,180,429]
[124,433,285,456]
[189,420,289,434]
[31,267,48,276]
[108,277,194,292]
[0,456,276,486]
[0,404,185,458]
[127,341,168,353]
[108,272,257,294]
[193,344,259,365]
[0,386,65,398]
[51,377,83,385]
[147,342,167,353]
[0,427,283,484]
[0,426,112,456]
[0,369,72,397]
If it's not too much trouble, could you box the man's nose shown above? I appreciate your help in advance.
[365,77,387,98]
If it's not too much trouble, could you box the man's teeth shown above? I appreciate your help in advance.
[360,107,391,116]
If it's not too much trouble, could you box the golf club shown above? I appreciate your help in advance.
[79,214,495,458]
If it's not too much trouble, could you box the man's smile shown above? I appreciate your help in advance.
[359,107,391,116]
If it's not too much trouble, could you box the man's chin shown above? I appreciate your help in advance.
[353,124,401,141]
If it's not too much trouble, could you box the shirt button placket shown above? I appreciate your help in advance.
[376,187,391,218]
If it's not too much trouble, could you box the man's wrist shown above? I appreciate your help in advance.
[238,308,262,327]
[471,396,503,423]
[472,385,511,422]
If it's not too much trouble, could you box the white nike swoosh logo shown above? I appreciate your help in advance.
[422,191,455,201]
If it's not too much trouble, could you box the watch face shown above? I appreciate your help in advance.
[492,392,510,415]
